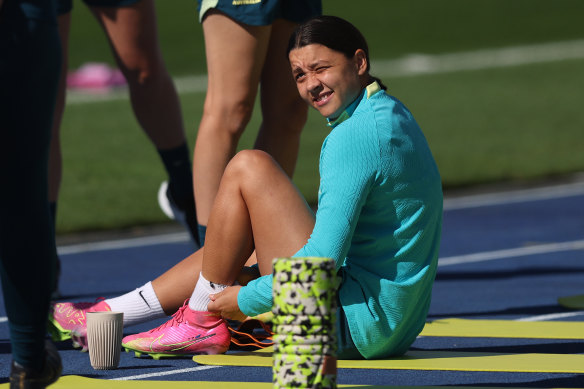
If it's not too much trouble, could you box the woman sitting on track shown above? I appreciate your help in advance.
[49,15,443,360]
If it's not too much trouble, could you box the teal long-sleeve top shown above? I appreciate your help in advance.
[238,81,443,359]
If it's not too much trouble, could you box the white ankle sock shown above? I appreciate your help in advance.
[106,281,166,327]
[188,272,228,311]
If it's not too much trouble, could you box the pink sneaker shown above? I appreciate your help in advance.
[48,299,111,350]
[122,301,230,359]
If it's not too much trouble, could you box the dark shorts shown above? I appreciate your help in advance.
[197,0,321,25]
[57,0,141,15]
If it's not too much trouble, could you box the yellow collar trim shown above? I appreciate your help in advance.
[327,81,381,128]
[366,81,382,98]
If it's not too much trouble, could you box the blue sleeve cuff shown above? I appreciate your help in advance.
[237,274,273,317]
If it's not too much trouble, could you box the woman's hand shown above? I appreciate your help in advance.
[208,285,247,322]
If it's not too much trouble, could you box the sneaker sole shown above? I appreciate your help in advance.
[47,317,85,351]
[47,317,72,342]
[123,346,196,360]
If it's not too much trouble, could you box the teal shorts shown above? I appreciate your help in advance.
[197,0,321,26]
[57,0,141,15]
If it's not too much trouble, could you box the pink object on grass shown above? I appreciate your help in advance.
[67,62,126,89]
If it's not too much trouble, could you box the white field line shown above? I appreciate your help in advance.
[518,311,584,322]
[443,180,584,210]
[372,39,584,78]
[50,179,584,256]
[111,365,220,380]
[56,232,190,256]
[65,39,584,105]
[438,239,584,267]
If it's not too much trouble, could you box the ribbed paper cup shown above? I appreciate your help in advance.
[272,257,338,388]
[86,311,123,370]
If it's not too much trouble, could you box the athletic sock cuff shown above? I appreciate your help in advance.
[106,281,165,326]
[189,272,228,311]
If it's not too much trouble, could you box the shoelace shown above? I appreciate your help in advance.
[149,300,189,333]
[228,318,274,349]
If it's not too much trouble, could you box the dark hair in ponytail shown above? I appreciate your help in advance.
[287,15,387,90]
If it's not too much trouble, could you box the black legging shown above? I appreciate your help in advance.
[0,0,61,369]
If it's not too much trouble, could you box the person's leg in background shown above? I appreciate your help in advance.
[49,0,200,247]
[192,1,320,246]
[47,1,72,298]
[48,9,70,224]
[253,0,321,180]
[254,18,308,180]
[90,0,199,246]
[253,0,322,177]
[0,0,63,385]
[192,11,271,244]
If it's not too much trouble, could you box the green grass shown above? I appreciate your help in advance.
[394,60,584,186]
[57,58,584,233]
[56,0,584,234]
[68,0,584,75]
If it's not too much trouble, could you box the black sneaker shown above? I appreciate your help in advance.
[10,340,62,389]
[157,181,200,248]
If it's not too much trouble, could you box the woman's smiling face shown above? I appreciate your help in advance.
[289,44,368,120]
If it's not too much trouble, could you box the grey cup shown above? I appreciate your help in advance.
[86,311,123,370]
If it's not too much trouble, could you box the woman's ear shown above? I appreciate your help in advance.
[353,49,368,76]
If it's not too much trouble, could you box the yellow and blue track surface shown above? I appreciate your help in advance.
[1,179,584,387]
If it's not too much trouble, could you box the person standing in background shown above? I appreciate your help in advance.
[191,0,322,244]
[49,0,200,295]
[1,0,63,386]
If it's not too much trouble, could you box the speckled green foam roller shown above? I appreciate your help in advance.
[272,257,339,388]
[273,352,337,388]
[272,257,338,317]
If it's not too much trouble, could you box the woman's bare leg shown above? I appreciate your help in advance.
[151,250,203,315]
[90,0,186,149]
[152,150,315,314]
[203,150,315,281]
[193,12,271,226]
[254,19,308,178]
[90,1,199,244]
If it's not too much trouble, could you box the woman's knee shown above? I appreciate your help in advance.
[119,58,165,88]
[201,97,255,139]
[224,150,275,183]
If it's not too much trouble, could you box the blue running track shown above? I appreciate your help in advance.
[1,180,584,386]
